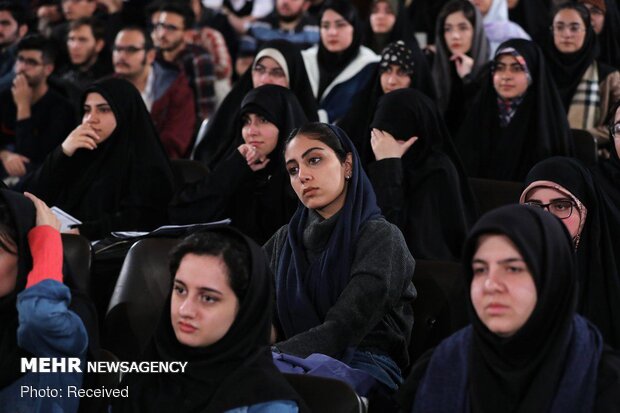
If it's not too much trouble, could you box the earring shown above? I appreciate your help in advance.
[345,174,352,180]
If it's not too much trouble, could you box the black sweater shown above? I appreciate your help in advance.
[264,213,417,369]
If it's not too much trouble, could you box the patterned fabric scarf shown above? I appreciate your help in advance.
[497,95,525,127]
[567,61,600,130]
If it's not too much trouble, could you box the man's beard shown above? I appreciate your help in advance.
[278,10,304,23]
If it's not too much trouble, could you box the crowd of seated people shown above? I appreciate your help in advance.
[1,0,620,412]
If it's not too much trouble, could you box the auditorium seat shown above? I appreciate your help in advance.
[104,238,179,361]
[409,260,469,366]
[170,159,210,188]
[283,373,367,413]
[570,128,598,166]
[61,233,93,296]
[468,177,522,215]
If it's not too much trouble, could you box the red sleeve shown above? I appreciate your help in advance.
[25,226,63,288]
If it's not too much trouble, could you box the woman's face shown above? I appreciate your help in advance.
[320,9,354,53]
[251,56,289,88]
[380,64,412,94]
[471,234,537,337]
[241,113,279,157]
[82,92,117,143]
[370,1,396,34]
[493,54,529,100]
[552,9,587,53]
[171,253,239,348]
[443,11,474,55]
[285,134,353,219]
[582,3,605,34]
[0,235,17,298]
[523,187,583,239]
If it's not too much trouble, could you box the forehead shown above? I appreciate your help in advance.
[159,11,184,26]
[285,134,331,158]
[321,9,346,22]
[0,11,17,24]
[116,30,145,45]
[84,92,110,105]
[554,8,584,23]
[256,56,282,68]
[17,49,44,60]
[69,24,94,38]
[525,186,571,201]
[496,54,519,64]
[174,254,231,289]
[474,234,523,259]
[445,11,469,25]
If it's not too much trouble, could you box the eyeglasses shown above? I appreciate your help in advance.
[154,22,182,32]
[610,122,620,138]
[524,200,576,219]
[113,45,146,54]
[62,0,94,3]
[551,23,586,34]
[252,63,286,78]
[15,56,45,68]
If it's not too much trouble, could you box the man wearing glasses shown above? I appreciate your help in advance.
[153,2,216,124]
[113,27,196,159]
[0,35,74,186]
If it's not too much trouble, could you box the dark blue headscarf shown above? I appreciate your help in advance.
[411,205,603,413]
[275,124,382,341]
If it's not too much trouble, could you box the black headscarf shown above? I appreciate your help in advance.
[0,189,98,389]
[592,100,620,208]
[23,78,175,240]
[193,40,319,170]
[412,205,604,413]
[456,39,573,181]
[338,39,436,145]
[317,0,364,99]
[367,88,477,260]
[114,226,305,413]
[596,0,620,69]
[544,3,599,110]
[169,85,307,245]
[275,124,382,339]
[521,157,620,348]
[508,0,551,44]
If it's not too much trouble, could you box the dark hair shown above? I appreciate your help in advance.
[0,1,26,26]
[157,1,195,30]
[319,0,359,25]
[118,25,154,51]
[285,122,347,162]
[437,0,477,52]
[69,16,106,41]
[17,34,56,64]
[552,2,591,29]
[0,200,17,255]
[169,230,250,300]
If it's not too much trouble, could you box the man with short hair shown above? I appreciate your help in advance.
[0,2,28,93]
[113,27,196,159]
[61,17,112,92]
[0,35,74,183]
[247,0,319,49]
[153,2,216,121]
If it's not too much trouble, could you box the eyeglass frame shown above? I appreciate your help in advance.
[112,45,147,54]
[523,200,577,220]
[550,23,586,34]
[15,55,46,68]
[252,63,286,79]
[609,122,620,139]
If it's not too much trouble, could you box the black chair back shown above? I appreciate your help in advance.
[104,238,179,360]
[409,260,469,365]
[468,177,522,215]
[283,374,367,413]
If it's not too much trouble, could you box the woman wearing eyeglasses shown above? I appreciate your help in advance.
[544,2,620,146]
[520,156,620,349]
